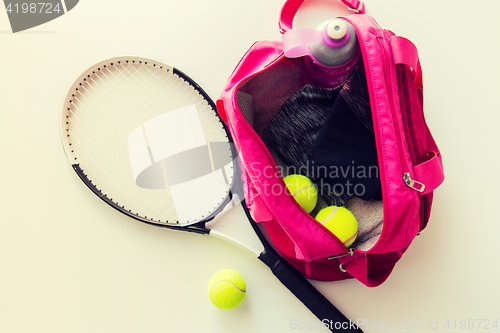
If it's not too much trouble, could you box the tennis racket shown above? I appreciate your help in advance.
[60,56,362,333]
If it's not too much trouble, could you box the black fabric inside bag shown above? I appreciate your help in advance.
[311,92,382,203]
[263,67,382,205]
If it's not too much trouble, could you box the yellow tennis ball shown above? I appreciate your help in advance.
[283,174,318,213]
[315,206,358,247]
[207,269,246,310]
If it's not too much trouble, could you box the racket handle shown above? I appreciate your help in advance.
[259,250,363,333]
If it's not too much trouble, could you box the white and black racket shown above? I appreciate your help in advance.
[60,56,362,333]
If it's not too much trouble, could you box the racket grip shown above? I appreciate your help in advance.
[259,251,363,333]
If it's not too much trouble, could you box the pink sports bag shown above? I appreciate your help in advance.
[217,0,444,287]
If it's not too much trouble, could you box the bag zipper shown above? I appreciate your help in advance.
[376,34,425,193]
[327,248,354,260]
[397,64,430,230]
[399,74,426,192]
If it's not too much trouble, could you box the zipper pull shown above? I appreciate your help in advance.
[327,248,354,260]
[403,172,425,193]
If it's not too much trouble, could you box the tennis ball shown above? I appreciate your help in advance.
[207,269,246,310]
[315,206,358,247]
[283,174,318,213]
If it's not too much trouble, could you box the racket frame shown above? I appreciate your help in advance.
[60,56,240,234]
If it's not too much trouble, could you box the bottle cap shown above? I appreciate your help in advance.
[310,19,358,67]
[327,20,348,40]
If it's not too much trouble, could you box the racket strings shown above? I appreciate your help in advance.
[63,58,234,225]
[67,65,181,221]
[67,65,177,220]
[68,64,175,161]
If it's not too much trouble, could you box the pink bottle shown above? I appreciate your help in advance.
[283,18,360,88]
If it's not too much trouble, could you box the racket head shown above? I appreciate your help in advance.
[60,56,240,229]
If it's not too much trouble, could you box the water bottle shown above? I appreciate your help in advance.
[283,18,360,88]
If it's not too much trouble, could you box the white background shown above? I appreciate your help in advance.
[1,0,499,332]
